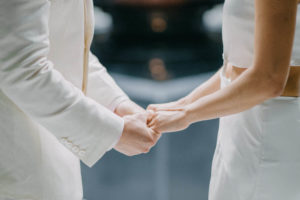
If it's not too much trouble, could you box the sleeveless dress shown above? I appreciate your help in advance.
[208,1,300,200]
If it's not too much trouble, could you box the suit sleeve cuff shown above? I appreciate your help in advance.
[108,95,130,112]
[81,113,124,167]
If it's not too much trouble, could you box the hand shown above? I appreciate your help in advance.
[147,98,187,112]
[147,107,190,133]
[115,99,145,117]
[114,112,161,156]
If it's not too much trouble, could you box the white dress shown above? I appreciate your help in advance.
[209,1,300,200]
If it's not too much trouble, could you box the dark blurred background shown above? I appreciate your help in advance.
[81,0,224,199]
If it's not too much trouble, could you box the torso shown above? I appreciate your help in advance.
[222,0,300,68]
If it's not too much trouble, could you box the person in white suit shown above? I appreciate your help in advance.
[0,0,160,199]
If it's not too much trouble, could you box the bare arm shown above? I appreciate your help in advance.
[149,0,298,132]
[148,69,221,110]
[181,69,221,104]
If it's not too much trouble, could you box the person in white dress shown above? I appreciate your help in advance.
[148,0,300,199]
[0,0,160,199]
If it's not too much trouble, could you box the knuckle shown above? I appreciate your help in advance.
[149,138,156,146]
[153,134,161,142]
[147,137,155,145]
[143,147,151,153]
[123,150,136,157]
[152,125,159,131]
[124,152,131,156]
[128,152,136,157]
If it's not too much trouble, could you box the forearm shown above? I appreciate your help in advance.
[186,67,281,124]
[181,68,221,105]
[87,52,129,110]
[147,68,221,111]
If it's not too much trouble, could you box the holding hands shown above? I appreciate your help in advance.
[114,100,188,156]
[147,108,189,133]
[115,112,160,156]
[147,99,191,133]
[113,98,193,157]
[113,100,161,156]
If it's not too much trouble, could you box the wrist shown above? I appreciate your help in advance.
[110,96,130,112]
[177,98,187,105]
[114,100,130,117]
[178,97,191,106]
[184,104,195,125]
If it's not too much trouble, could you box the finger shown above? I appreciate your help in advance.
[115,146,137,157]
[148,127,161,140]
[147,103,169,111]
[148,117,157,128]
[146,110,156,125]
[150,120,170,134]
[155,107,184,112]
[150,124,161,134]
[150,126,161,135]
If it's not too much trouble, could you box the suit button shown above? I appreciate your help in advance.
[60,138,68,144]
[66,141,73,148]
[72,146,79,153]
[79,150,86,157]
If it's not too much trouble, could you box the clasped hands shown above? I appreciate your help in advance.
[114,99,190,156]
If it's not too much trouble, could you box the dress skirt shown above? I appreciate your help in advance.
[209,67,300,200]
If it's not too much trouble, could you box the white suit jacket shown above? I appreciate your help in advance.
[0,0,129,199]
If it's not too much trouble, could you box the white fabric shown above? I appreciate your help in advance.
[0,0,129,199]
[209,68,300,200]
[222,0,300,68]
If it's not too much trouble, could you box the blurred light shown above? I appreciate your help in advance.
[202,4,223,33]
[149,58,169,81]
[150,13,167,33]
[93,7,113,35]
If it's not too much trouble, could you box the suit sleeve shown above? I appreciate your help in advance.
[87,52,129,111]
[0,0,123,167]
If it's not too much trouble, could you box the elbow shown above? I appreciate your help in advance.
[268,84,285,98]
[264,77,286,99]
[250,64,289,99]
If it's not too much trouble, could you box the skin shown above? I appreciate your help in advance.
[114,100,161,156]
[147,68,222,110]
[148,0,299,133]
[114,99,145,117]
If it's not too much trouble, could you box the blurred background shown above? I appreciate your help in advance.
[82,0,224,199]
